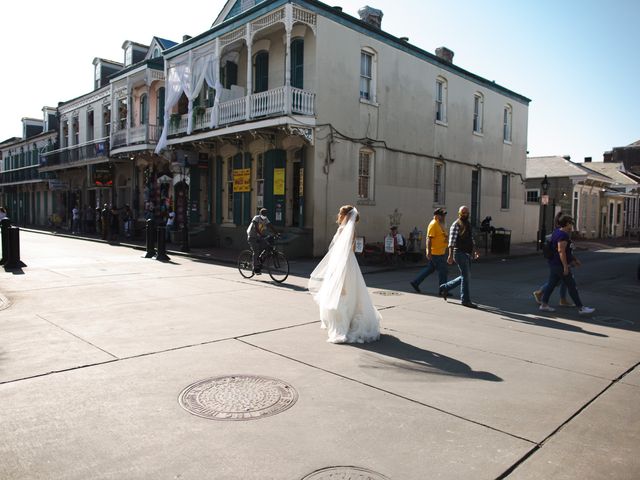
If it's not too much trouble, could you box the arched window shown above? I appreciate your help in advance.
[157,87,165,126]
[503,104,513,142]
[291,38,304,89]
[254,51,269,93]
[435,76,447,124]
[140,94,148,125]
[473,92,484,134]
[153,47,161,58]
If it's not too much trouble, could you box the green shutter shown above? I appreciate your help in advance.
[215,156,222,224]
[254,53,269,93]
[291,39,304,89]
[243,153,252,224]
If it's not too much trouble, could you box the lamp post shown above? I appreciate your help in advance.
[179,153,198,253]
[540,175,549,247]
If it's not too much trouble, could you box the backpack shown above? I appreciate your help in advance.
[542,238,554,259]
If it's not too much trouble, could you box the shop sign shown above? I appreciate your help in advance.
[93,165,113,187]
[48,180,69,191]
[355,236,364,253]
[233,168,251,192]
[274,168,285,195]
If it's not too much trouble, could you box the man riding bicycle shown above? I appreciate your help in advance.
[246,208,278,274]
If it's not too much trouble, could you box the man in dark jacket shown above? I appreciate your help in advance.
[439,205,480,308]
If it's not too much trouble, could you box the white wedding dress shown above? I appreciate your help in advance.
[308,209,381,344]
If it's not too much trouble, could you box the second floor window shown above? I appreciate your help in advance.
[360,51,373,100]
[473,93,484,134]
[291,38,304,89]
[157,87,165,126]
[254,52,269,93]
[140,94,148,125]
[434,162,445,204]
[358,150,374,200]
[87,110,94,141]
[503,105,513,142]
[435,78,447,123]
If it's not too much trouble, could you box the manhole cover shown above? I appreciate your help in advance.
[373,291,402,296]
[179,375,298,421]
[302,466,390,480]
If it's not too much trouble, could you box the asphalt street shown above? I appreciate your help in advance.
[0,231,638,479]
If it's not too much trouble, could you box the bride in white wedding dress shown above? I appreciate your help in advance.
[308,205,381,344]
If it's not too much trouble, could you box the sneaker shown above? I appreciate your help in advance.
[559,298,576,307]
[254,267,262,275]
[409,281,421,293]
[539,304,555,312]
[578,306,595,315]
[461,302,478,309]
[532,290,542,304]
[438,286,448,301]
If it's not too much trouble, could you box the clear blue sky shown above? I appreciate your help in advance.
[1,0,638,162]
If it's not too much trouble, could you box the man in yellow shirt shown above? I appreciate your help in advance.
[410,208,449,294]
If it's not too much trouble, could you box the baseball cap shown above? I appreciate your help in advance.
[433,208,447,216]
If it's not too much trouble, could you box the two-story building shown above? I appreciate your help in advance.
[155,0,531,256]
[0,111,58,225]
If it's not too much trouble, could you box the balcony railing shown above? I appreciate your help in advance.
[111,124,162,149]
[0,166,55,185]
[167,86,316,136]
[40,138,110,168]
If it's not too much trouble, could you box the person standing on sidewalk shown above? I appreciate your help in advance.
[539,215,595,315]
[410,208,449,294]
[439,205,480,308]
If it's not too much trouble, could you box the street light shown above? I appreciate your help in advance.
[540,175,549,247]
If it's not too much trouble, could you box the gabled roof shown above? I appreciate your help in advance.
[628,139,640,147]
[585,162,640,186]
[213,0,269,27]
[526,156,612,183]
[155,37,178,50]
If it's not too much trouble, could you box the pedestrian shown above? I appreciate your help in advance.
[165,207,175,242]
[410,208,448,294]
[539,215,595,314]
[308,205,381,344]
[110,206,120,241]
[122,205,133,239]
[533,211,571,306]
[0,207,8,221]
[71,204,80,234]
[100,204,110,240]
[439,205,480,308]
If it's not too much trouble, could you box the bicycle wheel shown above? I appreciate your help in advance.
[237,250,255,279]
[266,251,289,283]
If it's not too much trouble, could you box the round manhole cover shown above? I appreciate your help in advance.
[373,291,402,296]
[302,466,390,480]
[179,375,298,421]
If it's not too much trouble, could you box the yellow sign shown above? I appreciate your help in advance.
[274,168,285,195]
[233,168,251,192]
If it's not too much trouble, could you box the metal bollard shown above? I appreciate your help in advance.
[0,218,11,265]
[155,225,170,262]
[144,219,156,258]
[4,226,26,270]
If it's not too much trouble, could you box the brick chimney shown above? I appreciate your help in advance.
[435,47,454,63]
[358,6,383,29]
[584,157,592,163]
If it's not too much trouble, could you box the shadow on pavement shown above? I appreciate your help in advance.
[481,306,609,337]
[352,334,503,382]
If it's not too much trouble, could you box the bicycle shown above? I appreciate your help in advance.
[237,234,289,283]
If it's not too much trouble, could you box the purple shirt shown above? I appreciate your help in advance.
[549,228,574,266]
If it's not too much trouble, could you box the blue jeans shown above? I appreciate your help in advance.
[542,264,583,308]
[440,251,472,303]
[413,254,448,291]
[540,280,567,299]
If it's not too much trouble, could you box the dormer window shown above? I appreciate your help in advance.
[125,45,133,66]
[94,63,101,90]
[153,47,161,59]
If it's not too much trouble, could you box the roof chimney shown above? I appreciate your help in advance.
[584,156,592,163]
[182,35,192,42]
[399,36,409,42]
[563,155,571,161]
[435,47,454,63]
[358,6,383,29]
[332,6,342,12]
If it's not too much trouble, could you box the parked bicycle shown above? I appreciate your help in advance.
[237,234,289,283]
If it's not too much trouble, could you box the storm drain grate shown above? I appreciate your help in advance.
[179,375,298,421]
[301,466,391,479]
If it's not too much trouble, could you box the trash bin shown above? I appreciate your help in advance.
[491,228,511,254]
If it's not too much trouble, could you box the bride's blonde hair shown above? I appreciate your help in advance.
[336,204,359,224]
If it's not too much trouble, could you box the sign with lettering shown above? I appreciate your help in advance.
[274,168,285,195]
[233,168,251,192]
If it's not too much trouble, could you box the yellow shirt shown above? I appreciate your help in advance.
[427,219,448,255]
